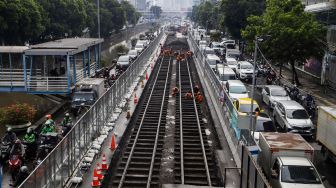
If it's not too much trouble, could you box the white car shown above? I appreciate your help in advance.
[273,100,314,138]
[134,43,145,53]
[206,54,221,71]
[226,58,238,71]
[199,40,207,46]
[127,50,139,60]
[236,61,255,80]
[225,80,249,99]
[117,55,131,69]
[216,64,237,85]
[211,42,225,56]
[137,40,148,48]
[203,47,216,56]
[262,85,291,108]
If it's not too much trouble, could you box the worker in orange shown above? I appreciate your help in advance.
[172,87,179,97]
[169,48,173,56]
[196,92,203,103]
[185,91,193,99]
[176,54,182,61]
[187,51,193,58]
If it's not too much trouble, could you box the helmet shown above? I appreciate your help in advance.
[7,127,12,132]
[65,113,70,117]
[20,166,28,173]
[46,114,52,119]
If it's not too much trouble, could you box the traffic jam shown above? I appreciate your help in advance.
[191,25,335,188]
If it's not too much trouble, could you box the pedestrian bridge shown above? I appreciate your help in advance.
[0,38,103,94]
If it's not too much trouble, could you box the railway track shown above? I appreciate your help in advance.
[110,54,172,188]
[174,54,221,186]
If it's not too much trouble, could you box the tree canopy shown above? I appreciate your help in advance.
[0,0,141,44]
[0,0,45,44]
[191,2,218,30]
[242,0,326,84]
[150,6,162,19]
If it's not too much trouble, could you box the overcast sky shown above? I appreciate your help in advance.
[153,0,193,11]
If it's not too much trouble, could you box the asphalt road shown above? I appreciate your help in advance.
[244,75,336,188]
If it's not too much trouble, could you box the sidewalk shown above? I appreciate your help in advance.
[277,67,336,106]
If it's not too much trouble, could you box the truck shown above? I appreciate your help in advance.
[258,132,325,188]
[71,78,106,116]
[317,106,336,163]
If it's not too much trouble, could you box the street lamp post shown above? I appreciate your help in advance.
[249,36,259,143]
[97,0,101,38]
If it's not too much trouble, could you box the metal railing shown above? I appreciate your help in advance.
[0,69,39,87]
[19,30,164,188]
[27,76,68,92]
[188,31,270,187]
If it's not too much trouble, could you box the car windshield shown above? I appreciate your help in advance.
[241,64,253,69]
[213,44,224,48]
[281,165,321,184]
[118,56,129,62]
[208,59,218,65]
[73,93,94,101]
[239,103,258,113]
[220,74,236,81]
[228,54,239,59]
[271,89,288,96]
[200,41,207,45]
[230,85,247,94]
[286,109,309,119]
[205,50,215,55]
[128,51,137,55]
[135,44,143,48]
[227,61,237,65]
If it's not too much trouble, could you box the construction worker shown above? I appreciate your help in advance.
[196,92,203,103]
[61,113,72,127]
[176,54,182,61]
[172,87,179,97]
[45,114,54,126]
[194,85,200,94]
[187,51,193,58]
[41,120,55,134]
[185,91,193,99]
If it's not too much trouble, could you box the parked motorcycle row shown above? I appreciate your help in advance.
[257,62,317,119]
[0,115,72,186]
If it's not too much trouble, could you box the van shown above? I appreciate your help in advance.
[216,64,237,85]
[225,80,249,99]
[206,54,221,71]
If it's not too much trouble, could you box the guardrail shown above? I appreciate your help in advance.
[27,76,68,92]
[0,69,39,87]
[19,30,164,188]
[188,31,270,188]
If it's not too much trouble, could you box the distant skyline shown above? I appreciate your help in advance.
[149,0,193,11]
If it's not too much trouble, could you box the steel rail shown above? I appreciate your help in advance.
[185,59,212,186]
[117,56,168,188]
[178,58,185,184]
[146,56,172,188]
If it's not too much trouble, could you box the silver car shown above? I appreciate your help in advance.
[273,100,314,138]
[262,85,291,109]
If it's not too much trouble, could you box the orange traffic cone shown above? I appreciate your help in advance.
[134,94,138,104]
[110,133,117,150]
[91,168,101,187]
[145,71,149,80]
[101,154,109,170]
[96,163,104,180]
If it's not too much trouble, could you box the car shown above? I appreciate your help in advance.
[199,40,207,46]
[233,97,260,115]
[127,50,139,60]
[206,54,221,71]
[117,55,131,70]
[236,61,255,81]
[225,58,238,71]
[221,39,235,46]
[216,64,237,85]
[251,112,274,143]
[137,40,149,48]
[203,47,216,56]
[200,44,207,52]
[273,100,314,138]
[262,85,291,109]
[134,43,145,53]
[226,49,240,60]
[225,80,249,99]
[211,42,225,56]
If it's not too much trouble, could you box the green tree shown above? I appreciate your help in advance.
[150,5,162,18]
[98,0,125,37]
[0,0,45,44]
[191,2,220,31]
[37,0,88,40]
[220,0,265,39]
[242,0,326,85]
[121,1,141,26]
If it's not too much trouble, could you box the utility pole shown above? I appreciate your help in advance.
[97,0,101,38]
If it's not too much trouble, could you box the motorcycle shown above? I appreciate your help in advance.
[9,154,22,181]
[35,145,54,167]
[288,85,300,101]
[22,141,37,161]
[62,123,73,137]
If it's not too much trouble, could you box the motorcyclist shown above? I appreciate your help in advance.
[41,120,55,134]
[2,127,17,145]
[23,128,36,144]
[45,114,54,126]
[10,166,30,187]
[266,70,276,85]
[10,139,25,158]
